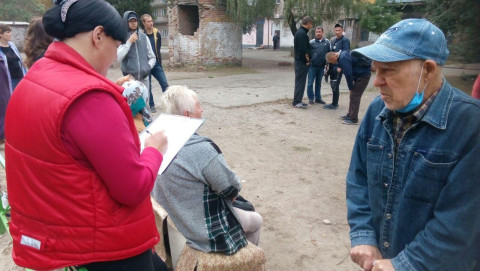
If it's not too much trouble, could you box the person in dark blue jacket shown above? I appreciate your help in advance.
[326,50,371,124]
[306,26,330,105]
[324,23,350,110]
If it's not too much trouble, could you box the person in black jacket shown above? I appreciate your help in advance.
[273,32,280,50]
[307,26,330,105]
[141,14,169,113]
[292,16,313,109]
[324,23,351,110]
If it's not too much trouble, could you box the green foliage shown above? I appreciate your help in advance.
[37,0,54,10]
[283,0,354,36]
[357,0,402,34]
[106,0,154,20]
[216,0,276,33]
[424,0,480,63]
[0,0,45,21]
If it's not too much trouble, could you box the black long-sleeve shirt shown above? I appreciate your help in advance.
[294,26,311,62]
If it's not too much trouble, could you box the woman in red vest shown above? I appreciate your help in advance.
[4,0,168,270]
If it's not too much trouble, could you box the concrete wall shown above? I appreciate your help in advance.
[199,22,241,65]
[169,0,242,66]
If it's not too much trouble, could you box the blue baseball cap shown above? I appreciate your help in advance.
[352,19,449,66]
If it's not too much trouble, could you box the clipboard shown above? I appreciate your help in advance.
[139,113,205,175]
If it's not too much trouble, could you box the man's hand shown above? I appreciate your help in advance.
[372,259,395,271]
[337,67,342,73]
[350,245,383,271]
[128,33,138,44]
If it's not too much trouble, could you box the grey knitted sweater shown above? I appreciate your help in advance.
[151,134,247,254]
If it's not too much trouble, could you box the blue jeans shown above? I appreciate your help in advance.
[306,66,324,101]
[148,61,169,107]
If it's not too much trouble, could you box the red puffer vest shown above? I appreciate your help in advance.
[4,42,159,270]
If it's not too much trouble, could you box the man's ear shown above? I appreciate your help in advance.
[424,59,438,80]
[92,26,105,47]
[183,110,189,117]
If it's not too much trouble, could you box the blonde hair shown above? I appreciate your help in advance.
[140,14,152,23]
[160,85,198,116]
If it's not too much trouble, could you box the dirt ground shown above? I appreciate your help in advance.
[0,49,478,271]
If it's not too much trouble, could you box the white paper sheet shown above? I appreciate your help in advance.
[139,113,204,175]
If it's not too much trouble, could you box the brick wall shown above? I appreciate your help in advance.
[169,0,242,66]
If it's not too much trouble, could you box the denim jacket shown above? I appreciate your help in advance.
[346,80,480,271]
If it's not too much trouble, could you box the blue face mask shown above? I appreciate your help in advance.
[396,63,428,114]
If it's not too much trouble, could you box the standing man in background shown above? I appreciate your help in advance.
[141,14,169,113]
[292,16,313,109]
[273,32,280,51]
[324,23,350,110]
[307,26,330,105]
[117,11,156,107]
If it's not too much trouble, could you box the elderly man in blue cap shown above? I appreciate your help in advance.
[346,19,480,271]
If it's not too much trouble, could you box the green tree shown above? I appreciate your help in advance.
[283,0,354,36]
[424,0,480,63]
[216,0,276,32]
[357,0,402,34]
[37,0,54,10]
[0,0,45,21]
[106,0,154,19]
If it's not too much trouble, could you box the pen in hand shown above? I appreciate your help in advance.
[144,129,168,155]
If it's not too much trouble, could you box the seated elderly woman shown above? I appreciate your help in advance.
[152,85,263,255]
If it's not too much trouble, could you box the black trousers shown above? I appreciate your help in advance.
[329,71,343,106]
[293,60,309,105]
[347,76,371,122]
[79,249,167,271]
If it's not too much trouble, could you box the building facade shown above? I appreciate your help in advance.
[242,0,425,49]
[151,0,169,46]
